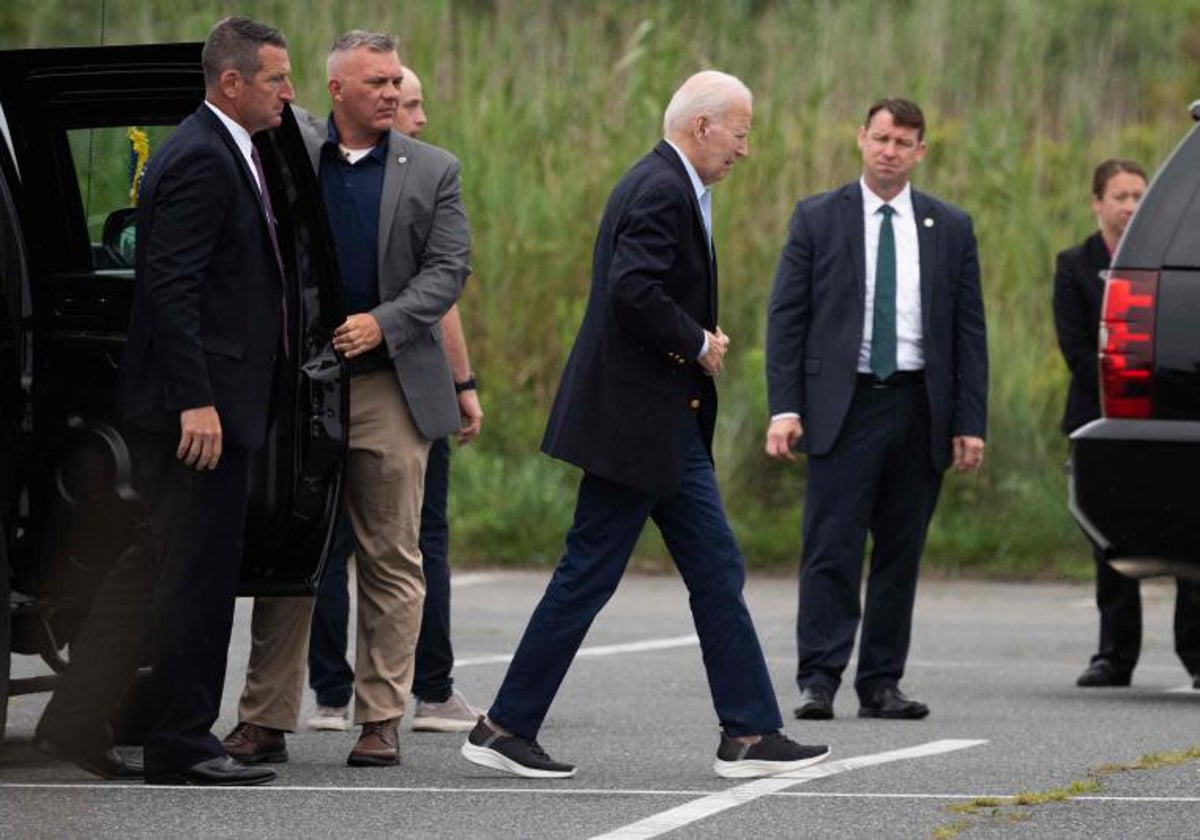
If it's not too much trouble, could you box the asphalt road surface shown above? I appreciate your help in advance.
[2,571,1198,838]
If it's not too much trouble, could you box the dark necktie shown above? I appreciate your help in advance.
[870,204,897,380]
[250,145,289,357]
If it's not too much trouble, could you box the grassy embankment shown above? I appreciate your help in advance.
[6,0,1200,576]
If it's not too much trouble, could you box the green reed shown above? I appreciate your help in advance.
[5,0,1198,571]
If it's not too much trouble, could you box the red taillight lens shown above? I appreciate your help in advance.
[1100,270,1158,418]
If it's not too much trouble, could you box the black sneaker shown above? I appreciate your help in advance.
[714,731,830,779]
[460,717,576,779]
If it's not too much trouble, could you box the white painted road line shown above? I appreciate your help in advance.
[449,572,510,589]
[588,739,988,840]
[1164,682,1198,693]
[455,634,698,667]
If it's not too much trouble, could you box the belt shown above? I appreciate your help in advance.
[856,370,924,389]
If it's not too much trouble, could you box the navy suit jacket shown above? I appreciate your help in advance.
[766,181,988,472]
[542,141,716,496]
[122,104,283,450]
[1052,231,1107,434]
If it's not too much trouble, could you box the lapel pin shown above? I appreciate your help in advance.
[923,217,934,228]
[397,155,408,164]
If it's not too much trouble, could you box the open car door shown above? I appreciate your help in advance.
[0,43,346,608]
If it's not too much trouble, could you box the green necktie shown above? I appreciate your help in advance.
[870,204,897,380]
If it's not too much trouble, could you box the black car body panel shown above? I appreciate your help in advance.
[0,43,348,718]
[1117,123,1200,271]
[1070,117,1200,579]
[1069,418,1200,565]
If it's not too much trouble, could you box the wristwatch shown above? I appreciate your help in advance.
[454,375,478,393]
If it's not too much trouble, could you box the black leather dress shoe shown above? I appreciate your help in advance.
[36,737,144,780]
[858,685,929,719]
[1076,659,1132,687]
[146,756,276,786]
[794,686,835,720]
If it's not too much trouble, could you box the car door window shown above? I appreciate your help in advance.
[67,125,175,269]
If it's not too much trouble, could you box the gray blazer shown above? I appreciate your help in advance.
[297,108,471,441]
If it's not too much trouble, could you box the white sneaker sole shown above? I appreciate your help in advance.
[460,741,577,779]
[713,746,831,779]
[307,716,350,732]
[412,716,478,733]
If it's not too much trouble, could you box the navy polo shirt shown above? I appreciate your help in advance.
[319,119,388,315]
[319,118,390,374]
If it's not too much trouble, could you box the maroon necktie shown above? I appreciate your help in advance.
[249,145,289,357]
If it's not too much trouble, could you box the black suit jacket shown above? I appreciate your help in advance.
[766,181,988,472]
[1053,231,1108,434]
[122,105,283,450]
[542,141,716,496]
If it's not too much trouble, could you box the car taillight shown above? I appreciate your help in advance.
[1100,270,1158,418]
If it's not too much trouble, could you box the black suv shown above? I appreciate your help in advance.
[0,44,347,739]
[1069,103,1200,579]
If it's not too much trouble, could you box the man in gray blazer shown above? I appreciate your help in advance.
[223,30,470,767]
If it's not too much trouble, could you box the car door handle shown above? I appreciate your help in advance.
[56,295,108,319]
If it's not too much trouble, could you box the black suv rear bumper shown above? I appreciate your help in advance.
[1069,418,1200,579]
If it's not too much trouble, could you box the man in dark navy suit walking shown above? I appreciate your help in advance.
[461,71,829,781]
[766,98,988,722]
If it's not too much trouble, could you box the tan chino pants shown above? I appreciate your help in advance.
[237,370,429,729]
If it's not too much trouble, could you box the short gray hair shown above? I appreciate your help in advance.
[201,16,287,88]
[662,70,752,136]
[327,30,398,77]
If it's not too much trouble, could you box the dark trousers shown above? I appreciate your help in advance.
[308,435,454,707]
[1092,544,1200,675]
[36,510,159,753]
[796,380,942,699]
[488,416,783,740]
[38,429,250,769]
[133,429,251,770]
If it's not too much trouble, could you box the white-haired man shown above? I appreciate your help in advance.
[460,71,830,780]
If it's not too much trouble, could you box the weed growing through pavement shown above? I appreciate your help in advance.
[930,747,1200,838]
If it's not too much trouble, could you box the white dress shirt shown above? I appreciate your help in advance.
[770,179,927,424]
[204,101,261,192]
[859,178,924,373]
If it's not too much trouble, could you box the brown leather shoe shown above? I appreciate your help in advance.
[347,718,400,767]
[221,722,288,764]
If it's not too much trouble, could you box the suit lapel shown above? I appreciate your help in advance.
[912,190,939,336]
[1085,231,1111,283]
[199,105,261,209]
[197,105,280,285]
[652,141,715,321]
[378,130,412,273]
[840,184,866,311]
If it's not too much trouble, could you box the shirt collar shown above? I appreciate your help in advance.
[860,177,914,218]
[665,138,708,202]
[204,100,254,161]
[323,114,390,163]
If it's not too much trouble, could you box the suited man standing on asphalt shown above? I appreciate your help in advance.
[223,30,470,768]
[460,71,830,781]
[1054,158,1200,689]
[765,98,988,722]
[43,16,294,786]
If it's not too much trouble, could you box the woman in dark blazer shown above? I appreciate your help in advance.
[1054,158,1200,688]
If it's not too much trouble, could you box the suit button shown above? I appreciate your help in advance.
[688,398,700,411]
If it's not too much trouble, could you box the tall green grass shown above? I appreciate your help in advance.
[5,0,1199,574]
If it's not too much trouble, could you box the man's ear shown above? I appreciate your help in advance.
[218,67,241,100]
